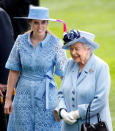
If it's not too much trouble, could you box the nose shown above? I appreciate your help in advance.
[38,23,42,28]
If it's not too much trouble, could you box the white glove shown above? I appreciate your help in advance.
[61,109,77,125]
[69,110,80,120]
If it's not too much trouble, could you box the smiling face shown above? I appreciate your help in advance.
[29,19,48,37]
[70,42,91,66]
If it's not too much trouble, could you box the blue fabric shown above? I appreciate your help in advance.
[58,54,113,131]
[15,6,56,21]
[77,71,81,79]
[5,32,67,131]
[62,30,99,50]
[29,8,49,19]
[62,37,99,50]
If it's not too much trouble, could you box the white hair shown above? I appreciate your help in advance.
[84,43,94,54]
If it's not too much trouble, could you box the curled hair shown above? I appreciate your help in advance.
[84,43,94,54]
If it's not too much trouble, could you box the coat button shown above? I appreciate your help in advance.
[72,90,75,95]
[72,97,75,101]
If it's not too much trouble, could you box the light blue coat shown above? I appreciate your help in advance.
[58,54,113,131]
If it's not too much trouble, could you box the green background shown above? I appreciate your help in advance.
[40,0,115,129]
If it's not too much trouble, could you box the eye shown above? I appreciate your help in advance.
[34,21,39,25]
[41,20,47,24]
[75,47,80,51]
[70,47,74,51]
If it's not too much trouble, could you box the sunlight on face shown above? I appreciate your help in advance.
[29,20,48,36]
[70,42,90,64]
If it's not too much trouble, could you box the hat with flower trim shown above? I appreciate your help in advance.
[62,29,99,50]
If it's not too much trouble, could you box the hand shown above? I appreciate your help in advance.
[0,90,3,96]
[4,98,13,114]
[61,109,77,125]
[54,107,61,122]
[69,110,80,120]
[0,83,7,92]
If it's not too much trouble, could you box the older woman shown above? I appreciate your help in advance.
[4,6,67,131]
[57,29,113,131]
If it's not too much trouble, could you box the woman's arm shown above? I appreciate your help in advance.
[4,70,20,114]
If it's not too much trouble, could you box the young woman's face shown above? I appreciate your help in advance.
[70,42,90,64]
[30,20,48,36]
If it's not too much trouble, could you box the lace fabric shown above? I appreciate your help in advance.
[6,32,67,131]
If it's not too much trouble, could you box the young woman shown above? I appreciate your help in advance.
[4,6,67,131]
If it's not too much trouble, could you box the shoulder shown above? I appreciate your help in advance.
[0,8,10,19]
[48,33,63,47]
[15,33,28,44]
[0,8,5,13]
[67,58,74,66]
[94,55,109,68]
[64,58,75,72]
[14,33,28,48]
[16,33,28,40]
[94,55,109,75]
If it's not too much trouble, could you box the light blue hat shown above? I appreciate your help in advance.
[14,5,56,21]
[62,29,99,50]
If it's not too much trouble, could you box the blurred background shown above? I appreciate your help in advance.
[40,0,115,129]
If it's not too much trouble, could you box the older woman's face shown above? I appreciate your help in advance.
[30,20,48,36]
[70,42,90,64]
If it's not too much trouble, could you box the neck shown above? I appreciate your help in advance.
[30,31,47,47]
[31,32,46,42]
[78,53,91,70]
[78,63,86,70]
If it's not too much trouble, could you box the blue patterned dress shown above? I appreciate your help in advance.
[5,32,67,131]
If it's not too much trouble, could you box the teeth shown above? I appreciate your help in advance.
[38,30,42,32]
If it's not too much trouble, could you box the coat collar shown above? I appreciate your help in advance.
[71,53,96,73]
[82,53,95,73]
[27,32,50,48]
[71,54,96,87]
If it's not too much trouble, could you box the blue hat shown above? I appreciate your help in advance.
[14,5,56,21]
[62,29,99,50]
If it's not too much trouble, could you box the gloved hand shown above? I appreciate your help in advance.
[60,109,77,125]
[69,110,80,120]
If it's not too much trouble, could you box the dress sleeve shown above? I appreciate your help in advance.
[5,36,22,72]
[58,60,69,110]
[54,40,68,77]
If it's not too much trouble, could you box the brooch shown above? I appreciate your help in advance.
[89,68,94,73]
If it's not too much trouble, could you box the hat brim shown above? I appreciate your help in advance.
[14,17,56,21]
[62,37,99,50]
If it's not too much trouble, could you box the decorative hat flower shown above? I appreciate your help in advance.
[63,29,80,44]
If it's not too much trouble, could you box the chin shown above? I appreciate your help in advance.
[73,58,79,63]
[37,32,43,35]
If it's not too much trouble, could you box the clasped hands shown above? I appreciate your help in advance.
[61,109,80,125]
